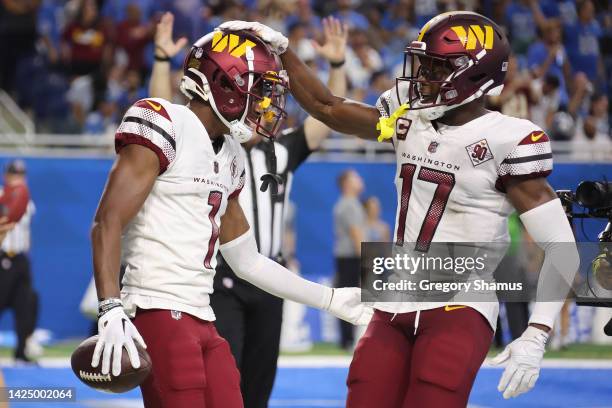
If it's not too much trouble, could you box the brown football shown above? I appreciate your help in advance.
[71,335,152,393]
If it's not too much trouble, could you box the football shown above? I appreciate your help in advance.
[71,335,152,393]
[0,184,30,223]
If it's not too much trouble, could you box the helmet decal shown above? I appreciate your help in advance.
[450,25,494,50]
[211,31,257,58]
[396,11,510,120]
[180,29,288,141]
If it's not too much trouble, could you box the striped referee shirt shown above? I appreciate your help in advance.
[215,125,312,287]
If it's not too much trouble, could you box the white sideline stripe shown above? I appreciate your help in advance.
[3,356,612,369]
[278,356,353,367]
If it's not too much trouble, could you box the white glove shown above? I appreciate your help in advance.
[91,307,147,376]
[218,20,289,54]
[491,326,549,399]
[325,288,374,326]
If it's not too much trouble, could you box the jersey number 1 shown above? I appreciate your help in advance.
[395,164,455,252]
[204,191,223,269]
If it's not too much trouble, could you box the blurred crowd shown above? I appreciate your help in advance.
[0,0,609,149]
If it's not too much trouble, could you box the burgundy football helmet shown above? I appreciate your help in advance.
[180,29,288,141]
[396,11,510,120]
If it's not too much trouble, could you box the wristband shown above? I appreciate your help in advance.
[98,297,122,318]
[330,60,345,68]
[154,46,171,62]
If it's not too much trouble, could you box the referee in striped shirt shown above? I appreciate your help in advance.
[0,160,38,364]
[149,13,348,408]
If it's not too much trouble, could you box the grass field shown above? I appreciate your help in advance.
[2,341,612,359]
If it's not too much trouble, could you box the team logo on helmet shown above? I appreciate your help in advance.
[211,31,256,58]
[450,25,494,50]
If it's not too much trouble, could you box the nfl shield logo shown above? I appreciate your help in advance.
[428,141,439,153]
[213,161,219,174]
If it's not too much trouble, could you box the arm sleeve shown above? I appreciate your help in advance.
[115,99,177,174]
[220,229,333,309]
[278,125,312,172]
[496,130,553,192]
[520,199,580,329]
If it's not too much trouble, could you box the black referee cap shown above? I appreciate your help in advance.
[5,159,26,175]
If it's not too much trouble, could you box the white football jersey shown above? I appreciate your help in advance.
[374,89,553,329]
[115,98,245,322]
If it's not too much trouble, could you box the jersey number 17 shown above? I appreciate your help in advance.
[395,164,455,252]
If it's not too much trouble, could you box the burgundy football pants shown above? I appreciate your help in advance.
[347,307,493,408]
[133,309,243,408]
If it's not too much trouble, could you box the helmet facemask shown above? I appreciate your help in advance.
[396,41,482,120]
[245,70,289,140]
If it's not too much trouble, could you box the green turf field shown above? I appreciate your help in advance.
[2,341,612,359]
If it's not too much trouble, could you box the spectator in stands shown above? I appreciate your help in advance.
[505,0,538,55]
[37,0,65,66]
[0,160,39,364]
[84,95,119,136]
[563,0,605,86]
[488,55,533,119]
[61,0,111,77]
[333,0,369,30]
[116,69,147,115]
[364,70,393,106]
[115,3,154,73]
[582,93,610,141]
[346,29,383,98]
[61,0,112,130]
[533,0,577,27]
[363,196,390,242]
[285,0,321,39]
[527,19,571,104]
[333,169,366,350]
[568,78,612,161]
[530,74,561,132]
[414,0,439,27]
[0,0,40,96]
[100,0,158,24]
[258,0,297,33]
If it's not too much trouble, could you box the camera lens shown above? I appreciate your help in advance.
[576,181,612,209]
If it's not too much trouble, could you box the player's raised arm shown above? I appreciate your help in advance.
[303,17,348,150]
[219,196,373,325]
[148,12,187,100]
[218,20,381,141]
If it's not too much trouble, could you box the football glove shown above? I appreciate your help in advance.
[325,288,373,326]
[217,21,289,55]
[91,307,147,376]
[491,326,549,399]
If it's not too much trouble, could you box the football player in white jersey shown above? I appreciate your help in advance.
[221,11,580,407]
[90,29,372,408]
